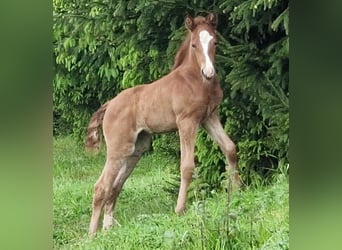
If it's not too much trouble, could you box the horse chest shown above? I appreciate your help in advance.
[180,84,222,121]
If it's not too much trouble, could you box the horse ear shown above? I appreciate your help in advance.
[185,15,194,31]
[207,13,218,28]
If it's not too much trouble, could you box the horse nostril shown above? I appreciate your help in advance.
[201,69,214,80]
[201,69,208,79]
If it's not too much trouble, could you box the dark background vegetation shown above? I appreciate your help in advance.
[53,0,289,187]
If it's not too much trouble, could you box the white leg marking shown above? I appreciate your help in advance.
[103,214,113,230]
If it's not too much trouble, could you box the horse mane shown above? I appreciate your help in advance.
[171,31,191,70]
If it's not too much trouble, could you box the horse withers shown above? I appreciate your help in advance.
[86,13,242,236]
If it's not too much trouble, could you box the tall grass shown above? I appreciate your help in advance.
[53,136,288,249]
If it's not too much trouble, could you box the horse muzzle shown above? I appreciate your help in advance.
[201,68,215,80]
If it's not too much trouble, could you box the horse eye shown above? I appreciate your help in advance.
[191,44,196,48]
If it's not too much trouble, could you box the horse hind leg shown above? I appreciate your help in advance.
[102,130,152,231]
[88,157,124,236]
[102,159,129,230]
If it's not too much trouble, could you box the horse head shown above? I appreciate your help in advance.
[185,13,218,80]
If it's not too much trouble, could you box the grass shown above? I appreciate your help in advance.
[53,136,289,249]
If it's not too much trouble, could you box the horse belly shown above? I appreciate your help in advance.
[143,108,177,133]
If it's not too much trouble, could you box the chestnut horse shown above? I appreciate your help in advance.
[86,13,241,236]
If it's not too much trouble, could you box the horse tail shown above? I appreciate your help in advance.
[85,101,110,153]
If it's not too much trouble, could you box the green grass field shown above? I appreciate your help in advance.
[53,136,289,249]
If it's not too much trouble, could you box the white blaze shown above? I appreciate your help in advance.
[199,30,215,78]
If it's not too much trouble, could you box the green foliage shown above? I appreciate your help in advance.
[152,133,180,159]
[53,0,289,187]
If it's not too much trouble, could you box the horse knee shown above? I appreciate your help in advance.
[225,142,237,161]
[181,162,195,181]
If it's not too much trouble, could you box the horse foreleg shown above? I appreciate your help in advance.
[203,114,242,190]
[175,120,198,214]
